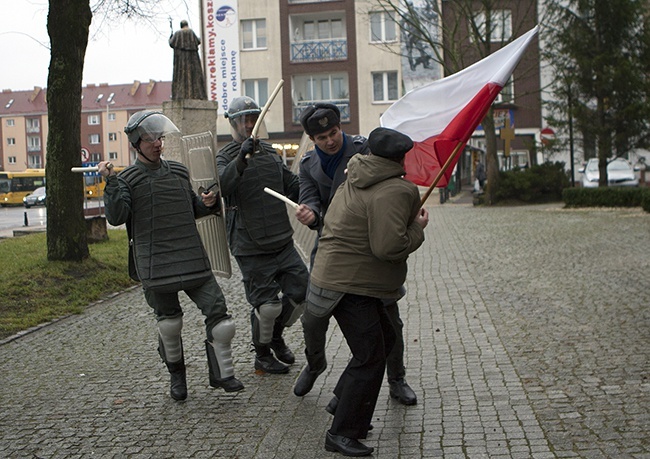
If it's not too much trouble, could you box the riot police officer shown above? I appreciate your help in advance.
[100,110,244,401]
[216,97,308,374]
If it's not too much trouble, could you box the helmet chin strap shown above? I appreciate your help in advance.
[137,146,158,164]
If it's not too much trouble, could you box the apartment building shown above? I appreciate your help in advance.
[1,0,542,174]
[215,0,541,172]
[0,80,171,172]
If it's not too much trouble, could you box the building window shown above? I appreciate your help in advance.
[27,136,41,151]
[109,152,118,160]
[91,153,101,162]
[108,112,116,121]
[244,79,269,106]
[301,18,344,41]
[370,11,397,43]
[6,119,15,127]
[473,10,512,42]
[28,155,42,168]
[242,19,267,49]
[7,137,16,146]
[88,115,100,125]
[372,71,399,102]
[89,134,100,144]
[8,156,16,164]
[108,132,118,141]
[26,118,40,129]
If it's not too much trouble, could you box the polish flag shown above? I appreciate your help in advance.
[381,26,539,187]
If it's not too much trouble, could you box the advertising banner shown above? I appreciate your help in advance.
[202,0,241,113]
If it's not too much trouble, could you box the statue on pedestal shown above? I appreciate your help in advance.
[169,20,207,100]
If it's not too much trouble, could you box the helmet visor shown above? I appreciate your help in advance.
[136,114,180,143]
[229,114,268,142]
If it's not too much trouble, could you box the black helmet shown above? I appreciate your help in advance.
[224,96,261,121]
[124,110,180,144]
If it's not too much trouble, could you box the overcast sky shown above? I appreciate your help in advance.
[0,0,201,91]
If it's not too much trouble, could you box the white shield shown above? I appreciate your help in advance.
[181,131,232,278]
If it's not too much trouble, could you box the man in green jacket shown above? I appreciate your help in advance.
[309,127,429,456]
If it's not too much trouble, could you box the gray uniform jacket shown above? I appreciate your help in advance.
[298,133,369,233]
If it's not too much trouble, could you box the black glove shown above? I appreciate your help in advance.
[236,138,256,174]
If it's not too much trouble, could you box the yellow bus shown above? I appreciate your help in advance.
[82,163,124,199]
[0,169,46,206]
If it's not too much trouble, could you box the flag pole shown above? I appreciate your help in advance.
[420,141,464,207]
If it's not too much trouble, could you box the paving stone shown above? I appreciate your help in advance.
[1,195,648,457]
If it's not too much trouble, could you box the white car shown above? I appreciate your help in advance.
[579,158,639,188]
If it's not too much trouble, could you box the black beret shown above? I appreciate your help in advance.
[368,127,413,160]
[299,103,341,136]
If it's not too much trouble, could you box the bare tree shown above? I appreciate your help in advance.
[45,0,171,261]
[368,0,540,204]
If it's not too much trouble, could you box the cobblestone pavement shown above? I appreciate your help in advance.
[1,194,649,458]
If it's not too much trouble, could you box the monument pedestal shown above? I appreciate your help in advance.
[163,99,219,163]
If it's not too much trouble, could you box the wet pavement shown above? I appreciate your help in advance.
[1,192,648,458]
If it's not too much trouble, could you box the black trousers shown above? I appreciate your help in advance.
[329,293,396,440]
[300,299,405,381]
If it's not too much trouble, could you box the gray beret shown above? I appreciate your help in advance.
[368,127,413,160]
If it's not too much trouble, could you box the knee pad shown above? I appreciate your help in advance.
[283,298,305,327]
[158,316,183,363]
[254,301,282,344]
[211,318,236,344]
[207,318,236,380]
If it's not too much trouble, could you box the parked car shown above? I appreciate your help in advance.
[23,186,46,208]
[579,158,639,188]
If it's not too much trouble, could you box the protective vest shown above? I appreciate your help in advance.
[120,160,211,291]
[220,142,294,254]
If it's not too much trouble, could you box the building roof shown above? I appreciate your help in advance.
[0,80,171,117]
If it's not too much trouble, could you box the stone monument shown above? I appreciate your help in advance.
[164,20,219,163]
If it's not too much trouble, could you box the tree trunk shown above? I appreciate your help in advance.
[45,0,92,261]
[482,111,500,205]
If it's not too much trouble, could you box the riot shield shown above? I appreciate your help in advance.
[181,132,232,278]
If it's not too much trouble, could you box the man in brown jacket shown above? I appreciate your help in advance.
[309,127,429,456]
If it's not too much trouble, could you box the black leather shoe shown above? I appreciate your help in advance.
[210,375,245,392]
[389,379,417,405]
[255,355,289,374]
[325,396,373,433]
[325,431,373,457]
[269,338,295,365]
[167,361,187,401]
[293,365,320,396]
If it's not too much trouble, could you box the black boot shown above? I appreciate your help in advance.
[254,344,289,374]
[389,378,417,405]
[269,323,295,364]
[293,364,321,396]
[206,340,244,392]
[270,337,295,365]
[165,360,187,401]
[158,338,187,401]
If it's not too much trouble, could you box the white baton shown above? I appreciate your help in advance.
[263,187,299,209]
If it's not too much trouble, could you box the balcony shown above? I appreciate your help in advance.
[27,145,42,152]
[292,99,350,124]
[289,0,338,3]
[26,126,40,134]
[291,39,347,63]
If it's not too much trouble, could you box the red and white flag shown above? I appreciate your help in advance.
[381,26,539,187]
